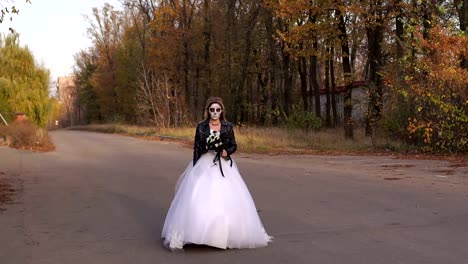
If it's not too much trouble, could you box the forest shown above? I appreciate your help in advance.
[67,0,467,153]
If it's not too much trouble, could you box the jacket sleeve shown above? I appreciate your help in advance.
[193,125,200,166]
[225,125,237,156]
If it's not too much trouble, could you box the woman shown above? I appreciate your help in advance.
[161,97,272,250]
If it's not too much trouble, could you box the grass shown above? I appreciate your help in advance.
[235,126,413,154]
[70,123,413,155]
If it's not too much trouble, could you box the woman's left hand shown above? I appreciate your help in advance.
[221,149,228,157]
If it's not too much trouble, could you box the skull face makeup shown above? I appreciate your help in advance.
[208,103,223,120]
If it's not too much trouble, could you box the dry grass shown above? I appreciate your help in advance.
[236,126,411,154]
[70,124,410,154]
[0,121,55,151]
[70,124,193,139]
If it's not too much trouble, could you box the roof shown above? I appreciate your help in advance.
[319,80,368,95]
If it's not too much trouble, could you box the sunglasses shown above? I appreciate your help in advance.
[209,107,222,113]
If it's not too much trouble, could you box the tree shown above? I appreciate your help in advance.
[405,26,466,152]
[85,4,136,122]
[74,1,466,152]
[73,49,101,123]
[0,33,52,128]
[381,1,467,153]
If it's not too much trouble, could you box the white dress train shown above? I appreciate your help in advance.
[161,151,272,250]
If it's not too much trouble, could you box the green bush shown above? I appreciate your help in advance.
[380,106,411,141]
[287,111,322,131]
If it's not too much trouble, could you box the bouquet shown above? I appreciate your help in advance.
[206,131,224,152]
[206,131,229,177]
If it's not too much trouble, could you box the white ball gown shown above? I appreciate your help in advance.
[161,150,272,250]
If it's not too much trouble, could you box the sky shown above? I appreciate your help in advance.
[0,0,122,82]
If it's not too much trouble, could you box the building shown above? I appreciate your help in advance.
[56,76,80,127]
[318,81,368,125]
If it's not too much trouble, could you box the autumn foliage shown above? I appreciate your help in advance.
[385,26,467,153]
[70,0,467,153]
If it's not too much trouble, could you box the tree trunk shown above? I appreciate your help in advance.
[182,0,192,119]
[298,57,309,111]
[310,43,321,119]
[330,46,338,127]
[226,0,235,120]
[283,51,292,117]
[395,0,407,106]
[264,8,276,126]
[194,67,200,121]
[365,0,384,137]
[337,7,354,139]
[396,0,404,61]
[455,0,467,69]
[309,14,321,118]
[203,0,212,100]
[325,47,331,127]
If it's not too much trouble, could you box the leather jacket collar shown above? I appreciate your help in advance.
[198,119,230,134]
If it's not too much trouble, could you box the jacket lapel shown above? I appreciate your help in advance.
[200,119,210,136]
[220,120,228,135]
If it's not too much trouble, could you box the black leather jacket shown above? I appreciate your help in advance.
[193,119,237,166]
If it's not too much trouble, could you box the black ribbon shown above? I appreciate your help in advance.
[213,150,233,177]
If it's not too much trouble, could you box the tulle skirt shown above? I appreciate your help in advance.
[161,151,272,250]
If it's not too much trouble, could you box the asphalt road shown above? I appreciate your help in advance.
[1,130,467,264]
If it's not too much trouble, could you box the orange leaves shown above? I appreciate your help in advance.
[417,26,467,67]
[267,0,336,58]
[269,0,321,20]
[385,23,467,153]
[404,25,467,97]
